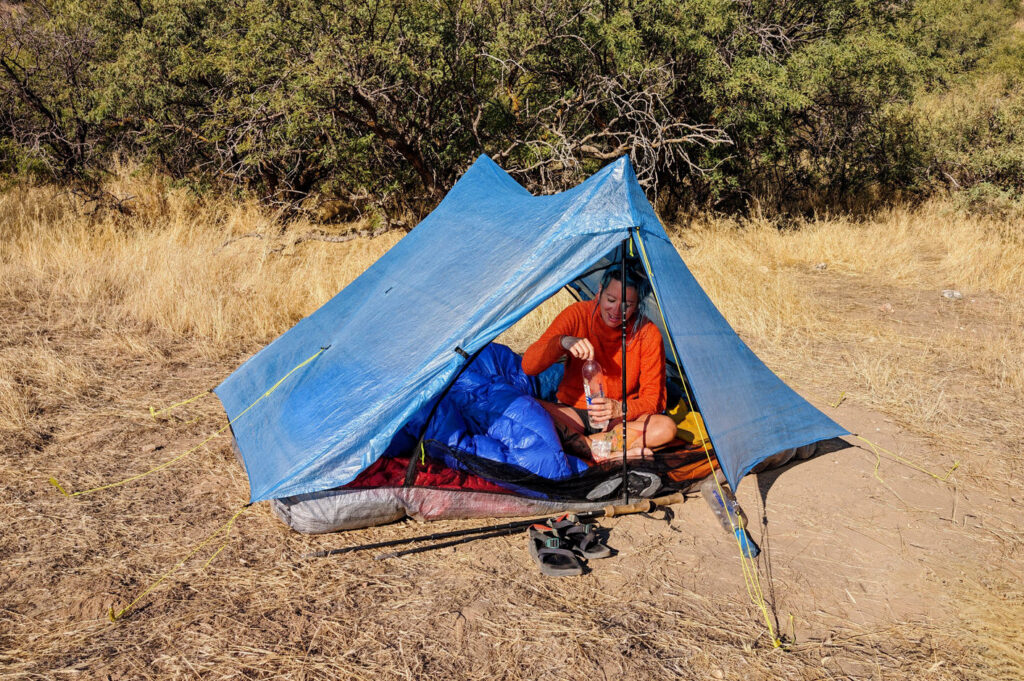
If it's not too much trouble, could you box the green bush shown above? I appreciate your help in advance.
[955,182,1023,219]
[1,0,1021,216]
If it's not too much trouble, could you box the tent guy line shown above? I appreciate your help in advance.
[50,155,853,645]
[107,504,253,623]
[635,229,782,646]
[48,346,330,498]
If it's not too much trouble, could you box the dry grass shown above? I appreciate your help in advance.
[0,177,403,348]
[677,207,1024,462]
[1,168,1022,679]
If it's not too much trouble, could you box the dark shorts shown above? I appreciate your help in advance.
[568,405,606,436]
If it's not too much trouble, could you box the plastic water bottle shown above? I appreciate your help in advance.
[700,477,760,558]
[581,359,609,431]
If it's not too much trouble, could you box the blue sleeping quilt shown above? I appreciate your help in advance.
[382,343,590,479]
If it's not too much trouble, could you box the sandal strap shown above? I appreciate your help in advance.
[537,546,577,560]
[576,530,597,552]
[543,536,571,550]
[547,518,577,534]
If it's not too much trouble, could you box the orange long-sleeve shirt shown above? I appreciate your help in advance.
[521,300,667,417]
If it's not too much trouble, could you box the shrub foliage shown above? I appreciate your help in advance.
[1,0,1022,216]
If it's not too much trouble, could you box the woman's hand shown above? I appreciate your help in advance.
[560,335,595,360]
[588,397,622,424]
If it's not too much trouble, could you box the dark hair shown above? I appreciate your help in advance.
[597,261,651,335]
[599,261,651,301]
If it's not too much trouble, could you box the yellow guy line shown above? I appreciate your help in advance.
[149,389,212,419]
[635,232,783,648]
[109,504,251,622]
[50,347,329,498]
[855,434,959,485]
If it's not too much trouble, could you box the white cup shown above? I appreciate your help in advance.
[591,438,612,459]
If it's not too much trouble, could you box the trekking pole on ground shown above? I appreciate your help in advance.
[303,516,561,559]
[373,492,686,561]
[303,492,685,560]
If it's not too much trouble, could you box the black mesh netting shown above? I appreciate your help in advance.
[411,439,709,503]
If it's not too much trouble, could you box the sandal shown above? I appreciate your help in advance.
[527,526,584,577]
[542,514,613,560]
[565,523,613,560]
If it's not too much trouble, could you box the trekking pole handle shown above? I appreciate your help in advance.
[603,492,684,517]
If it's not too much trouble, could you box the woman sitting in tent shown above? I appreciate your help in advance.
[522,264,677,462]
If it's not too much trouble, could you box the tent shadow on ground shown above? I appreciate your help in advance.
[751,436,853,635]
[754,436,852,510]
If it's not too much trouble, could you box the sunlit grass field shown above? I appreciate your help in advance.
[4,171,1020,443]
[1,168,1021,679]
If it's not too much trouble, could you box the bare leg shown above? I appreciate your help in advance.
[538,400,586,433]
[539,402,677,464]
[537,400,592,460]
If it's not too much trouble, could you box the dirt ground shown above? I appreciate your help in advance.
[1,267,1022,680]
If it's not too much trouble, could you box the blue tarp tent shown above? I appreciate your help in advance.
[215,155,847,504]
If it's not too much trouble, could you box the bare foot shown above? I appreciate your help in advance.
[625,447,654,461]
[589,438,654,463]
